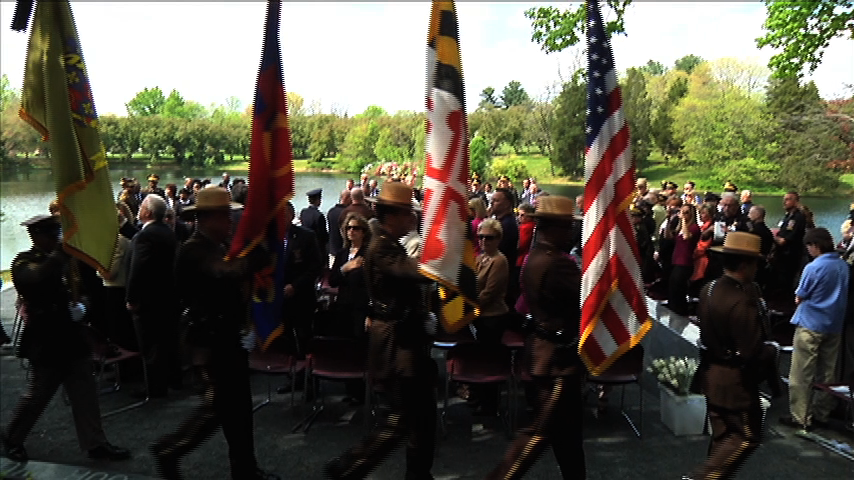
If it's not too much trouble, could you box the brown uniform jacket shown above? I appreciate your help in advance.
[364,227,431,380]
[696,274,779,410]
[521,240,584,377]
[476,252,509,318]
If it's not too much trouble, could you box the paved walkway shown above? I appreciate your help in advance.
[1,286,851,479]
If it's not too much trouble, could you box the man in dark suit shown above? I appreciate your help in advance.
[300,188,329,259]
[2,215,130,463]
[487,196,585,479]
[281,201,324,359]
[326,188,351,257]
[126,194,180,397]
[688,232,781,479]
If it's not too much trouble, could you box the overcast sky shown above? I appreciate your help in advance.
[1,2,851,117]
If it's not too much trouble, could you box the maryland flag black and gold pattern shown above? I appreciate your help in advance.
[419,1,479,334]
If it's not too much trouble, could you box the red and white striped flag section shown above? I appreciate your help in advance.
[579,1,652,375]
[419,1,479,334]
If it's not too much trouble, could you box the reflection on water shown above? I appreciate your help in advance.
[0,168,849,270]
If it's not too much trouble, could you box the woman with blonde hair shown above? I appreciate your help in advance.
[469,197,487,254]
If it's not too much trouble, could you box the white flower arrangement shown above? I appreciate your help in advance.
[647,356,699,396]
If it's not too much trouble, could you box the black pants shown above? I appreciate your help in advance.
[693,403,762,479]
[5,358,107,451]
[668,265,694,316]
[153,346,258,478]
[133,310,182,394]
[470,315,509,413]
[487,373,586,479]
[332,366,437,479]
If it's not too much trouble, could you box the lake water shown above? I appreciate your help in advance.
[1,168,850,270]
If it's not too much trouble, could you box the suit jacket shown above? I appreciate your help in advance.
[300,205,329,257]
[282,225,324,318]
[126,221,178,312]
[696,275,778,409]
[521,240,583,377]
[496,212,519,268]
[326,204,347,255]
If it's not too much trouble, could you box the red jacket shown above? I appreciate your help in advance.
[517,221,535,267]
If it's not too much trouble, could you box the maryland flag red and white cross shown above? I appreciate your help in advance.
[419,1,479,333]
[579,0,652,375]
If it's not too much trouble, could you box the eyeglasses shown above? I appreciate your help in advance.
[477,234,497,240]
[346,225,363,231]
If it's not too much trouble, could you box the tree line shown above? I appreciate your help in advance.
[2,57,853,193]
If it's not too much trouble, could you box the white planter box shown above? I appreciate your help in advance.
[659,383,707,436]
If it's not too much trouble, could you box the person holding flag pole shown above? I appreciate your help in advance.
[487,1,652,478]
[149,0,291,478]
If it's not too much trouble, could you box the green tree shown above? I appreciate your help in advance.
[622,67,653,170]
[287,92,305,116]
[469,135,492,177]
[674,54,704,74]
[756,0,854,78]
[479,87,499,109]
[0,74,19,111]
[336,119,380,172]
[639,60,667,76]
[489,156,530,182]
[651,76,688,162]
[126,87,165,116]
[550,74,586,177]
[524,1,632,53]
[501,81,531,108]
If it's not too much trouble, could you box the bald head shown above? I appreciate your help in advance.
[350,187,365,204]
[340,188,352,206]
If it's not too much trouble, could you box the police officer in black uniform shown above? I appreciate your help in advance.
[325,181,437,479]
[300,188,329,259]
[1,215,130,463]
[142,174,166,200]
[150,188,278,480]
[771,191,807,295]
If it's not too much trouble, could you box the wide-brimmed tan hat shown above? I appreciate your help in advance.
[366,181,416,210]
[710,232,762,257]
[529,195,575,220]
[180,187,242,218]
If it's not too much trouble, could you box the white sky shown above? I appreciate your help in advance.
[0,2,851,117]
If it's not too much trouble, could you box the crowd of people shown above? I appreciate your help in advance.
[1,168,853,479]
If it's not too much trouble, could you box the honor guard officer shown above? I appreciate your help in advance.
[143,174,166,199]
[300,188,330,258]
[1,215,131,463]
[325,181,437,479]
[150,188,279,480]
[687,232,782,479]
[487,196,586,480]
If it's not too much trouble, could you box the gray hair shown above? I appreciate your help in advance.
[143,194,167,222]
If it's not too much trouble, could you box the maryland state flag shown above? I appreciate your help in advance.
[227,0,295,351]
[16,0,117,275]
[419,1,479,334]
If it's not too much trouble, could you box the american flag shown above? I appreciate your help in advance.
[579,0,652,375]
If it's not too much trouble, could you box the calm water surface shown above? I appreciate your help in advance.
[1,168,850,270]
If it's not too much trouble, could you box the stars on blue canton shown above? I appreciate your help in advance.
[586,1,618,147]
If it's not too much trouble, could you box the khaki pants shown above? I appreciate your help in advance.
[788,326,841,425]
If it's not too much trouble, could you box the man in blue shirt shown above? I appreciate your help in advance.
[781,227,849,429]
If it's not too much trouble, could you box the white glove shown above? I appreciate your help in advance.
[69,302,86,322]
[241,329,257,351]
[424,312,438,336]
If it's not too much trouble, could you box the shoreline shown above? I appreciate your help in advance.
[4,161,852,198]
